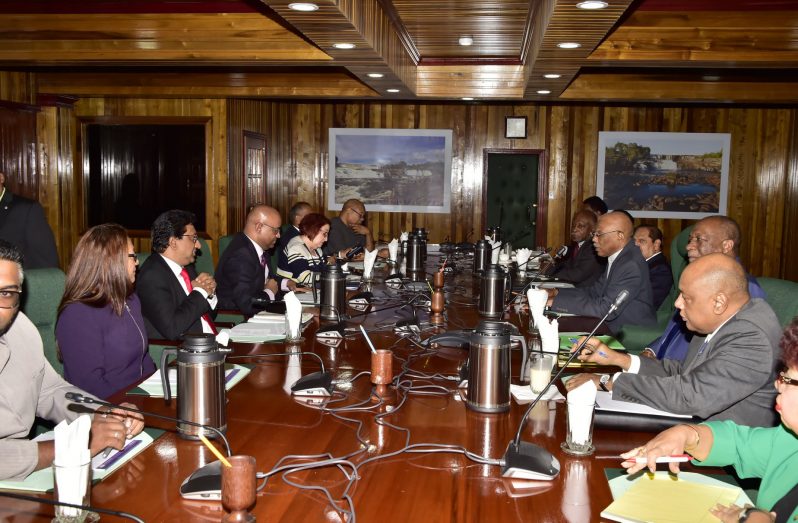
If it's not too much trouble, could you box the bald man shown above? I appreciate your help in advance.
[551,210,606,287]
[548,211,656,333]
[324,199,374,259]
[566,254,781,426]
[215,205,297,316]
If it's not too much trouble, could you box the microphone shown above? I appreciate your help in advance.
[500,289,630,481]
[64,392,231,456]
[0,491,144,523]
[553,245,568,260]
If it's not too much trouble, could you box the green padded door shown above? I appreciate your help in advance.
[485,153,540,249]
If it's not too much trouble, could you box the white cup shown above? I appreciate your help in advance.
[53,460,94,522]
[284,315,303,343]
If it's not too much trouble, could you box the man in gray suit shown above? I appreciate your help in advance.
[547,211,656,333]
[566,253,781,427]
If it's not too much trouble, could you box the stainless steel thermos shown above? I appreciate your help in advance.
[466,321,512,413]
[161,333,228,439]
[474,239,490,273]
[406,234,424,273]
[320,263,346,321]
[478,264,508,318]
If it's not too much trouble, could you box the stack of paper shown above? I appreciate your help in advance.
[595,391,692,419]
[127,365,251,397]
[249,311,313,324]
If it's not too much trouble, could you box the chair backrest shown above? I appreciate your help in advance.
[758,277,798,328]
[218,234,234,259]
[136,251,151,265]
[20,267,66,374]
[194,237,214,275]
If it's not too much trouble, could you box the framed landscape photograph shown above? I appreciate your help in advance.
[328,128,453,213]
[596,131,731,219]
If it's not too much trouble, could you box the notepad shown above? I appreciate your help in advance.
[126,364,250,397]
[248,311,314,324]
[602,471,750,523]
[0,428,163,493]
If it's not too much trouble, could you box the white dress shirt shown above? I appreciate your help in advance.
[160,254,217,334]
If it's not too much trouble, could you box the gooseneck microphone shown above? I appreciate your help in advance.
[64,392,231,456]
[500,289,630,480]
[0,492,144,523]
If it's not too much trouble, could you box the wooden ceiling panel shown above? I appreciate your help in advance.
[416,65,526,99]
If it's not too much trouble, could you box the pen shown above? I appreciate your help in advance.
[622,454,690,464]
[573,341,608,359]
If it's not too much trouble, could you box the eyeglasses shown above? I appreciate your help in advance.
[687,235,710,244]
[777,371,798,387]
[259,222,281,234]
[181,234,199,243]
[0,289,21,309]
[127,253,139,263]
[590,230,621,239]
[348,207,365,219]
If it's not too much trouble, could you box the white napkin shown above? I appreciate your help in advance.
[363,248,378,278]
[284,291,302,339]
[510,384,565,402]
[400,231,409,242]
[566,381,597,445]
[527,288,548,320]
[388,239,399,262]
[537,315,559,353]
[215,330,230,347]
[489,240,501,264]
[516,248,533,269]
[54,415,92,517]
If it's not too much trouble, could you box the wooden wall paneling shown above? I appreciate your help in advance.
[57,105,78,268]
[0,104,38,198]
[546,105,572,248]
[0,71,36,105]
[783,110,798,281]
[35,106,61,265]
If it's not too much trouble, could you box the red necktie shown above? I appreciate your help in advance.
[180,268,217,335]
[572,243,580,259]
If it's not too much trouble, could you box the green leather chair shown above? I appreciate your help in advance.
[759,277,798,328]
[616,225,693,353]
[20,267,67,375]
[136,251,150,265]
[194,237,215,275]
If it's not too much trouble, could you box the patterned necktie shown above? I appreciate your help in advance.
[260,251,268,268]
[179,268,217,335]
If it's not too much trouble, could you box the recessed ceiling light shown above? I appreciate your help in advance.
[459,36,473,46]
[462,97,474,101]
[367,73,384,78]
[543,74,561,79]
[576,1,609,9]
[557,42,581,49]
[332,42,356,49]
[537,90,552,95]
[387,88,400,93]
[288,3,318,11]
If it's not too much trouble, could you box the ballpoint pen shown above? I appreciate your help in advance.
[569,338,609,358]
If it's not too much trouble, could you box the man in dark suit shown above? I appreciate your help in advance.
[548,211,656,334]
[552,210,605,287]
[216,205,297,316]
[633,225,673,309]
[566,254,781,427]
[0,172,59,269]
[279,202,311,249]
[137,210,218,340]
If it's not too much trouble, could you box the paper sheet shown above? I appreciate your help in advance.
[602,473,745,523]
[126,364,250,397]
[595,390,692,419]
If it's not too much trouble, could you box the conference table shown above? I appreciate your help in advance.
[0,254,709,522]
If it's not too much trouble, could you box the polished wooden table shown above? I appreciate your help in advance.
[0,256,704,522]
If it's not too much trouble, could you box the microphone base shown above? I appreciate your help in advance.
[500,441,560,481]
[180,461,222,500]
[291,371,333,396]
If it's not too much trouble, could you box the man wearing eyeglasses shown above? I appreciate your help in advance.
[216,205,299,316]
[645,215,766,362]
[137,209,218,340]
[0,240,145,480]
[324,199,374,260]
[566,254,781,427]
[547,211,656,334]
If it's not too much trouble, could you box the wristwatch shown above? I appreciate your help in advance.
[599,374,611,392]
[738,507,767,522]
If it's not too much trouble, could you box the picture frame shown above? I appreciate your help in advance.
[596,131,731,219]
[328,128,453,213]
[505,116,527,139]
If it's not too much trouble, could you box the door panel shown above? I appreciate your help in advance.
[485,152,540,249]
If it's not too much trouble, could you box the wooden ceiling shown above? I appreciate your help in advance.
[2,0,798,103]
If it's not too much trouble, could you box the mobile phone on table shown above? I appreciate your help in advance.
[346,245,364,259]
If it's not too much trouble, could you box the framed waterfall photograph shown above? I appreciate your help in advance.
[596,131,731,219]
[328,128,453,213]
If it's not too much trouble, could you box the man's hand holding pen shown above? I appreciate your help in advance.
[92,403,145,458]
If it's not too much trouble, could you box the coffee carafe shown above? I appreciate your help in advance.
[319,263,345,321]
[406,234,424,273]
[413,227,428,260]
[474,240,490,273]
[478,264,508,318]
[161,333,228,439]
[466,321,512,413]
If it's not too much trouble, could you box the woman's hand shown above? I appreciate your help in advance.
[710,505,775,523]
[620,424,696,474]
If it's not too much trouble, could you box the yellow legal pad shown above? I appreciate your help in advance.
[601,474,741,523]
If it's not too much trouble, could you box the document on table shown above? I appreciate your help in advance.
[603,471,751,523]
[248,311,314,324]
[595,391,692,419]
[557,333,626,368]
[126,364,250,397]
[0,428,163,493]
